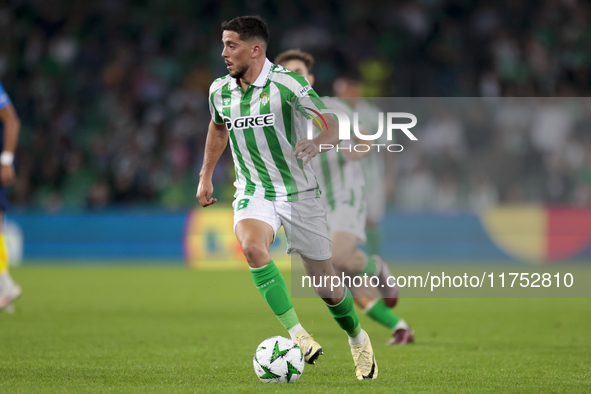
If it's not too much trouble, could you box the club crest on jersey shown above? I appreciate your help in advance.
[223,97,231,107]
[223,114,275,131]
[260,92,269,106]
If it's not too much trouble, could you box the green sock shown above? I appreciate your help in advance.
[250,261,300,331]
[365,299,400,330]
[367,225,381,255]
[326,287,361,337]
[361,254,378,276]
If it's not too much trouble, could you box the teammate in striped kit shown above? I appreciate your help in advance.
[196,16,378,380]
[276,49,414,345]
[334,76,390,256]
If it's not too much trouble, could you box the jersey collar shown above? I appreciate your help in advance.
[229,58,273,90]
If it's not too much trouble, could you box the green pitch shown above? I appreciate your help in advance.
[1,265,590,393]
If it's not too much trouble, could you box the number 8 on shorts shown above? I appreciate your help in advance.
[236,198,250,211]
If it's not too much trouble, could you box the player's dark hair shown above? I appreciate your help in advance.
[221,15,269,45]
[274,49,315,73]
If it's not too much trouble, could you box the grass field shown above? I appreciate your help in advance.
[1,265,590,393]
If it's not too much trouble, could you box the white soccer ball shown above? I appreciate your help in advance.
[253,336,305,383]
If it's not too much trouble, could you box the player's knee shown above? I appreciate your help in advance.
[241,241,270,266]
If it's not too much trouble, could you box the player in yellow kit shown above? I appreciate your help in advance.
[0,81,21,313]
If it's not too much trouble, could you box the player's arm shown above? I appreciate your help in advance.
[295,116,340,164]
[0,102,20,187]
[196,120,228,207]
[314,115,341,146]
[343,127,373,161]
[294,98,341,165]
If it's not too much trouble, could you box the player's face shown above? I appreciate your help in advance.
[221,30,252,79]
[280,59,314,86]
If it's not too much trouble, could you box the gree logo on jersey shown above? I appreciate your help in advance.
[224,114,275,130]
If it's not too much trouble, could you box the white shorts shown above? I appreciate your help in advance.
[327,203,367,245]
[232,194,332,261]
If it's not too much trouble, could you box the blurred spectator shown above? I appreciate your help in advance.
[420,107,466,161]
[86,178,111,209]
[468,173,499,213]
[433,172,461,214]
[0,0,588,213]
[398,162,436,213]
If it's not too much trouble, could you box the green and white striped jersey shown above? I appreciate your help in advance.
[208,59,321,201]
[311,97,365,213]
[355,99,387,190]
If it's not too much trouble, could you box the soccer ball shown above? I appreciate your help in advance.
[253,336,305,383]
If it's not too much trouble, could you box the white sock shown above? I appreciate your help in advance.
[362,299,379,314]
[392,319,409,332]
[288,324,305,340]
[0,272,13,289]
[348,330,366,346]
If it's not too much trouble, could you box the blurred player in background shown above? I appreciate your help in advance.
[0,81,21,313]
[196,16,378,379]
[334,76,392,256]
[276,49,413,345]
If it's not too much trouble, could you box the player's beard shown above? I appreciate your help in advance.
[229,63,249,80]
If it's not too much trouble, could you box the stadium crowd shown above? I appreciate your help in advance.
[0,0,590,212]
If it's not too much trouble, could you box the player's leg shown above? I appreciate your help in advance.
[335,264,413,345]
[366,221,381,256]
[352,289,414,345]
[235,218,306,344]
[328,208,398,306]
[331,237,382,280]
[0,211,21,312]
[300,255,377,379]
[235,218,274,269]
[282,198,377,379]
[330,231,364,272]
[330,231,397,310]
[364,168,386,256]
[235,196,327,365]
[358,254,399,307]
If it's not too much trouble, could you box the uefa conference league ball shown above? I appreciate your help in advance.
[253,336,305,383]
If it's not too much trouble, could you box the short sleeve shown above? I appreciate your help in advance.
[208,85,223,125]
[289,74,327,118]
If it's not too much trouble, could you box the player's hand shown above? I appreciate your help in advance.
[294,139,319,165]
[196,178,217,207]
[0,164,15,187]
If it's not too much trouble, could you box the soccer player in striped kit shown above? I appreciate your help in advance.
[276,49,414,345]
[333,75,391,256]
[196,16,378,380]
